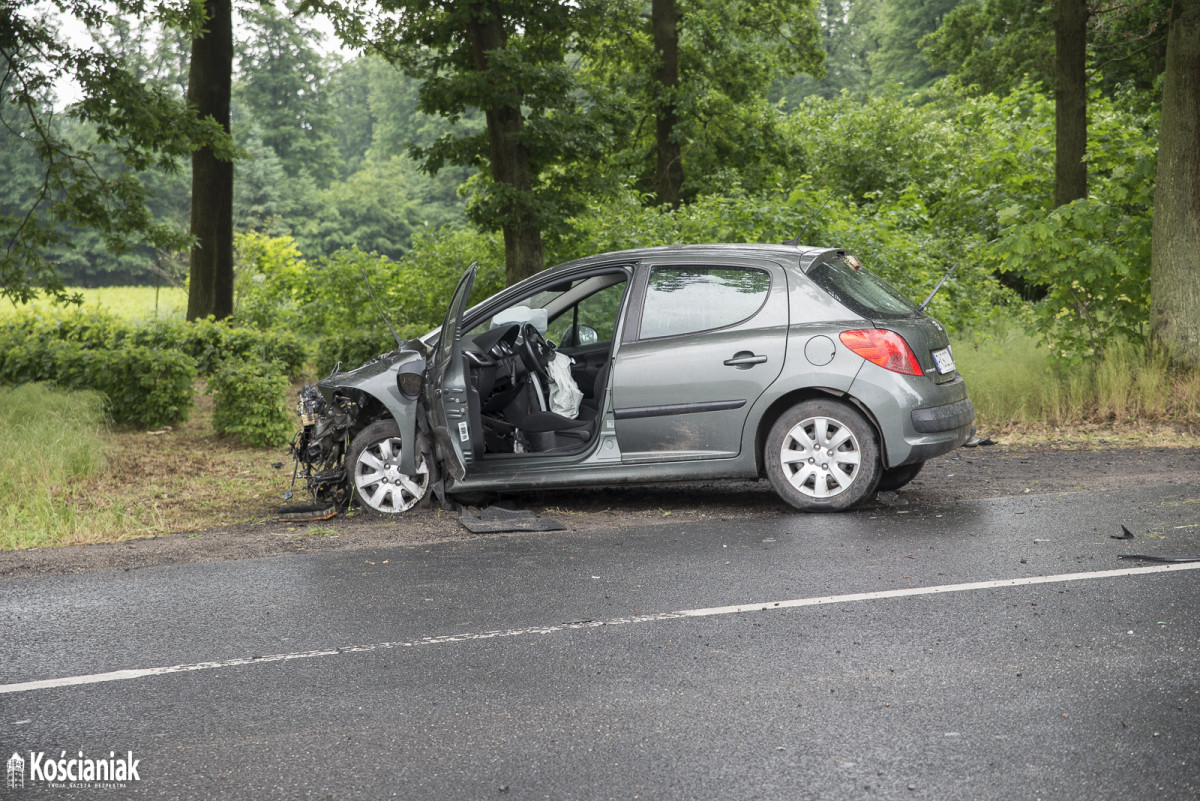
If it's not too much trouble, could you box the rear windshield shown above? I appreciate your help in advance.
[808,255,919,319]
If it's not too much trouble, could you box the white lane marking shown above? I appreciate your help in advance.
[2,562,1198,695]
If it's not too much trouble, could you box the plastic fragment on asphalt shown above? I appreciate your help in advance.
[1117,554,1200,564]
[277,504,338,522]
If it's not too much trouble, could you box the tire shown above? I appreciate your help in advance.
[346,420,429,514]
[877,461,925,492]
[764,399,882,511]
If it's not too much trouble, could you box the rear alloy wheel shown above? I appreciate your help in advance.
[347,420,429,514]
[765,399,881,511]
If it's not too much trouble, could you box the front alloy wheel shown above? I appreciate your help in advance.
[765,399,881,511]
[347,420,429,513]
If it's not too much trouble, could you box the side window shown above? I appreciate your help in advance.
[547,282,626,345]
[639,266,771,339]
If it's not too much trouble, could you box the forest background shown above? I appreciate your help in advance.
[1,0,1198,546]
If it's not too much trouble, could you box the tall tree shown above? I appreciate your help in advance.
[187,0,235,320]
[1150,0,1200,367]
[318,0,606,285]
[591,0,823,206]
[1054,0,1089,207]
[867,0,960,88]
[652,0,683,208]
[0,0,224,304]
[234,1,338,186]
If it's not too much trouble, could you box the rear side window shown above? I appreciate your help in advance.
[639,266,771,339]
[808,255,918,319]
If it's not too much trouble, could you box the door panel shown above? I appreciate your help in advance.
[612,262,788,461]
[428,266,476,480]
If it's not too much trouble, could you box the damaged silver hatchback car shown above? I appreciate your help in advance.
[287,243,974,514]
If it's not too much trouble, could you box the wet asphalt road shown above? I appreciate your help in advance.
[2,484,1199,800]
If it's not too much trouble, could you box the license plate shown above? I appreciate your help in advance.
[932,347,956,375]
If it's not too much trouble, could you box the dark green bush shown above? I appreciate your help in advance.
[94,346,197,427]
[208,360,295,447]
[0,337,195,427]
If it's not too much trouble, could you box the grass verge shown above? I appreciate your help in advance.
[956,326,1200,444]
[0,384,124,549]
[2,383,294,551]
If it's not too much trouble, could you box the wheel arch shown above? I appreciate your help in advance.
[753,386,888,477]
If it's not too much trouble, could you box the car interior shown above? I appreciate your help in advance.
[457,270,630,459]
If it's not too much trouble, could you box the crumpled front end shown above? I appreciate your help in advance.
[286,384,361,509]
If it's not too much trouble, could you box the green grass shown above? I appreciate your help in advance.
[955,325,1200,430]
[0,383,144,549]
[0,286,187,322]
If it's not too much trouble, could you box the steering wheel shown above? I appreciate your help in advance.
[519,323,553,380]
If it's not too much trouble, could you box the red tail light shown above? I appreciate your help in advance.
[839,329,923,376]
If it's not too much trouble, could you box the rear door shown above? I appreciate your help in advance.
[611,257,788,462]
[427,265,476,480]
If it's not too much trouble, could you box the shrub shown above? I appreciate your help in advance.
[208,360,295,447]
[0,337,195,427]
[95,346,197,428]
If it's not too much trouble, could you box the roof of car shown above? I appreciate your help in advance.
[543,243,843,277]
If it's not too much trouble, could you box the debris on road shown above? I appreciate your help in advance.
[1117,554,1200,564]
[458,506,567,534]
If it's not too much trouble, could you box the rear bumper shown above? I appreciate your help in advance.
[912,397,976,433]
[847,366,975,468]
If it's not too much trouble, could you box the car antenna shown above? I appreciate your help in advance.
[783,194,833,246]
[917,262,959,313]
[359,263,404,348]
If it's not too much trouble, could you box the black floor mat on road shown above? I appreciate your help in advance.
[457,505,567,534]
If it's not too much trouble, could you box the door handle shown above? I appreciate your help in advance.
[724,352,768,368]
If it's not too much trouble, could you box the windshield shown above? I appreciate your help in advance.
[808,255,919,319]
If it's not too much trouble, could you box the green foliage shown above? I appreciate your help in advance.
[956,324,1200,428]
[208,360,294,447]
[233,0,339,187]
[580,0,824,204]
[920,0,1053,95]
[290,155,467,261]
[0,383,113,550]
[234,228,505,371]
[981,90,1158,361]
[865,0,959,89]
[0,1,231,304]
[922,0,1170,102]
[0,334,196,427]
[95,346,197,427]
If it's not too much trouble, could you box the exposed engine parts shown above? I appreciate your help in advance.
[287,385,360,508]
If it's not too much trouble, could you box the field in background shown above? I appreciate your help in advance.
[0,286,188,322]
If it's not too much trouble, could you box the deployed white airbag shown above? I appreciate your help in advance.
[547,352,583,418]
[491,306,548,334]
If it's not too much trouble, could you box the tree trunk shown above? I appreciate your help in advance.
[1053,0,1088,207]
[1150,0,1200,368]
[652,0,683,209]
[186,0,234,321]
[465,0,544,286]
